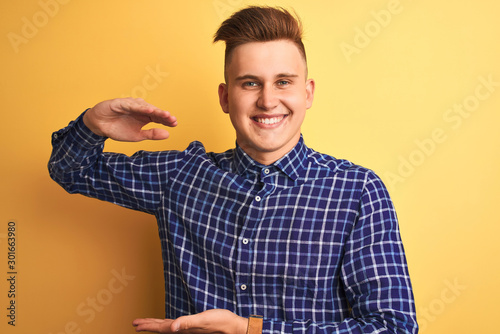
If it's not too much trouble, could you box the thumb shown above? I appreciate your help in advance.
[139,128,170,141]
[171,314,199,333]
[170,320,181,332]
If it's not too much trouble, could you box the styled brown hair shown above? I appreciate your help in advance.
[213,6,307,80]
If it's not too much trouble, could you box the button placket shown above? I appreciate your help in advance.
[235,180,267,309]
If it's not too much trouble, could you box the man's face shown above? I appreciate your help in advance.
[218,40,315,165]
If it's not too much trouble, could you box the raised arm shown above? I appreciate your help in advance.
[48,98,180,214]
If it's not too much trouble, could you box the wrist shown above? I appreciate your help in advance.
[82,108,106,137]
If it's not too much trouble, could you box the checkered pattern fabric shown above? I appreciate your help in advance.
[49,113,418,333]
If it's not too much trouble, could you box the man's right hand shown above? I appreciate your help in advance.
[83,98,178,142]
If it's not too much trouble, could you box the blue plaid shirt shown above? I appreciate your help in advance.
[49,113,418,333]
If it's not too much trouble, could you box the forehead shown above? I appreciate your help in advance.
[226,40,307,79]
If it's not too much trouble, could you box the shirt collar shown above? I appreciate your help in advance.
[233,135,308,181]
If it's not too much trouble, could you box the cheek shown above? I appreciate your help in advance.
[227,96,250,128]
[228,91,255,113]
[281,91,307,112]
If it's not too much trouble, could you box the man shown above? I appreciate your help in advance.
[49,6,418,334]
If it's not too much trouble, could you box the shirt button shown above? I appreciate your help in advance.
[240,284,247,291]
[242,238,249,245]
[263,168,270,175]
[255,196,261,202]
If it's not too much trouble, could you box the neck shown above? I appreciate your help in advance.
[238,136,300,166]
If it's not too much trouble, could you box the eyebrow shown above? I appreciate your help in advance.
[234,73,299,81]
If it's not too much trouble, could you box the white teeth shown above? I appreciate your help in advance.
[255,116,283,125]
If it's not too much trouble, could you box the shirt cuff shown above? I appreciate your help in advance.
[52,109,107,149]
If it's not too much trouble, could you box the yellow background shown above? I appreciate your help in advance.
[1,0,499,333]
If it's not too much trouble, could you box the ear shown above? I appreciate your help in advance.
[218,83,229,114]
[305,79,315,109]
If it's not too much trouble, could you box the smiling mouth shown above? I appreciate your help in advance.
[253,115,287,125]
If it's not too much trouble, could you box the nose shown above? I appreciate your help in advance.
[257,85,279,110]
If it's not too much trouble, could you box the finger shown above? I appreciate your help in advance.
[116,98,158,115]
[118,100,178,127]
[133,318,165,326]
[148,111,178,128]
[133,318,175,333]
[134,323,161,332]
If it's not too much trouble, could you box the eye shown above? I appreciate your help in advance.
[277,80,290,86]
[243,81,259,87]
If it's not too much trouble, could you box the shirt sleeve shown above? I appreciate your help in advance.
[48,111,179,215]
[261,171,418,333]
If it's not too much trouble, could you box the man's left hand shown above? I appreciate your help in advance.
[132,309,248,334]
